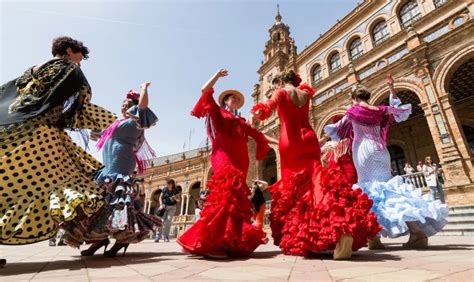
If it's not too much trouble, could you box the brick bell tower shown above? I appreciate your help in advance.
[253,5,297,105]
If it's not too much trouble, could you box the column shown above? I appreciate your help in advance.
[180,195,185,215]
[146,201,152,215]
[185,195,190,215]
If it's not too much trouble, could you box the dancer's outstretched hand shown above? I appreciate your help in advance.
[216,69,228,78]
[141,82,151,90]
[387,74,394,86]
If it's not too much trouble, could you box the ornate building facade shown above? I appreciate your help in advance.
[251,0,474,206]
[143,0,474,237]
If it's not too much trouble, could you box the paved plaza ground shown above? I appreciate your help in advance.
[0,236,473,281]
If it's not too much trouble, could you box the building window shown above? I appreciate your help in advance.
[399,0,422,28]
[452,16,465,27]
[329,53,341,73]
[312,65,322,84]
[434,0,447,8]
[372,20,390,46]
[349,38,364,60]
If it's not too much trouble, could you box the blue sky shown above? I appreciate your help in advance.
[1,0,358,160]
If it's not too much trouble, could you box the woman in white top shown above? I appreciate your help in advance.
[404,163,415,174]
[422,156,446,204]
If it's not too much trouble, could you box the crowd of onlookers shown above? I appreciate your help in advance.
[400,156,446,204]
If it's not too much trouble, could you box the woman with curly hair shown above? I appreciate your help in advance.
[252,71,380,259]
[0,36,116,266]
[177,69,271,258]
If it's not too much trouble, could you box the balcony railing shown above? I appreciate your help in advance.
[401,172,428,191]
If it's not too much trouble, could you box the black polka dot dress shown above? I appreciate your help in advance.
[0,60,117,245]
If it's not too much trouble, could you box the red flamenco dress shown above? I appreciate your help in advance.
[177,88,270,257]
[252,84,380,256]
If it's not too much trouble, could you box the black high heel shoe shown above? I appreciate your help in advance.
[0,258,6,268]
[104,243,129,258]
[80,239,110,256]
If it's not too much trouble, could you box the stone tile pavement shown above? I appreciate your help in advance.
[0,236,473,281]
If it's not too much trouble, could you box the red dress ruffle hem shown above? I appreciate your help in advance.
[177,166,267,257]
[269,162,380,256]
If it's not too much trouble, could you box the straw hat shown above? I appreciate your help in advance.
[218,89,245,109]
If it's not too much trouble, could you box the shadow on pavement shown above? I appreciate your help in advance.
[379,243,474,251]
[303,251,402,262]
[181,250,280,262]
[0,252,187,276]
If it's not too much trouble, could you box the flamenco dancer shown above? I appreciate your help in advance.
[0,37,116,266]
[177,69,271,258]
[324,74,448,249]
[252,71,380,259]
[63,83,162,257]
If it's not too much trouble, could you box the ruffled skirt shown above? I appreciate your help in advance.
[0,121,104,245]
[270,162,380,256]
[356,176,448,238]
[177,166,267,257]
[63,175,161,247]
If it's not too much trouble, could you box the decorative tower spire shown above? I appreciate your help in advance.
[275,4,282,24]
[261,4,296,65]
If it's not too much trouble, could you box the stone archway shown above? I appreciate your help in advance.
[446,57,474,159]
[186,181,201,215]
[388,145,406,175]
[262,149,278,185]
[316,108,348,139]
[433,44,474,164]
[430,43,474,200]
[149,188,162,215]
[260,148,278,202]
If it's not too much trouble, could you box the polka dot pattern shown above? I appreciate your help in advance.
[0,87,117,245]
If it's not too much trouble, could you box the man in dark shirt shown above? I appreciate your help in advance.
[155,179,181,242]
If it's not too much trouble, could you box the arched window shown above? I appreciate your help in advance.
[372,20,390,46]
[329,53,341,73]
[349,37,364,60]
[312,65,322,84]
[399,0,422,28]
[434,0,447,8]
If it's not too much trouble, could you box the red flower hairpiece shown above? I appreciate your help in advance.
[126,90,140,102]
[332,114,344,123]
[294,74,302,87]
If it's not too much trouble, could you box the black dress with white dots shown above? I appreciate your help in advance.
[0,59,117,245]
